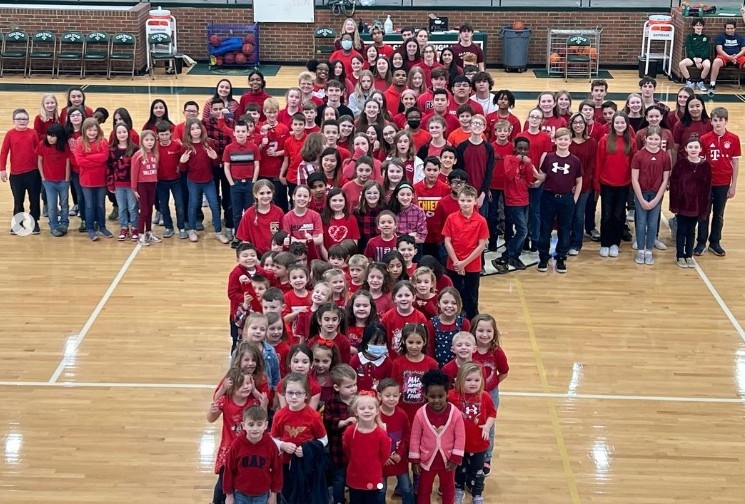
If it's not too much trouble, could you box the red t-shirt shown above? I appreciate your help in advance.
[595,136,637,191]
[341,179,365,213]
[36,143,69,181]
[284,290,311,337]
[485,111,522,142]
[270,405,327,463]
[442,211,489,273]
[365,234,396,262]
[701,130,741,186]
[409,128,432,152]
[282,209,323,260]
[257,122,289,178]
[414,179,450,245]
[472,347,509,393]
[519,130,553,168]
[447,390,496,453]
[372,292,394,316]
[380,406,411,477]
[423,111,461,137]
[235,204,285,256]
[672,119,712,148]
[329,49,363,76]
[239,90,272,118]
[323,215,361,250]
[284,133,307,184]
[381,307,429,359]
[392,354,439,423]
[631,148,672,193]
[523,115,567,141]
[213,395,251,473]
[157,140,183,181]
[223,141,261,180]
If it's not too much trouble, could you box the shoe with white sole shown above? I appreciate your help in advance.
[644,250,654,265]
[609,245,619,257]
[147,231,162,243]
[188,230,199,242]
[138,233,150,246]
[215,232,229,244]
[568,248,579,256]
[677,258,687,268]
[686,257,696,268]
[635,251,645,264]
[654,239,667,250]
[599,246,610,257]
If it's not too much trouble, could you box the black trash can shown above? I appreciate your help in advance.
[500,27,532,72]
[638,56,659,78]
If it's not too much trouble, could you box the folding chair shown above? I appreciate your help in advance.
[148,33,177,79]
[108,32,136,80]
[56,31,84,78]
[28,30,56,77]
[1,30,30,77]
[83,31,110,78]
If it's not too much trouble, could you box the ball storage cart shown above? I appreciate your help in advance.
[546,28,602,77]
[207,22,259,68]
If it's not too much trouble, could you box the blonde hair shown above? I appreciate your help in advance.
[349,393,380,423]
[80,118,104,152]
[263,97,280,113]
[454,362,484,395]
[39,94,59,122]
[138,130,159,158]
[452,331,476,347]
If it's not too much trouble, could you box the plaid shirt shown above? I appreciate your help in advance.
[396,204,428,242]
[354,206,383,244]
[204,117,233,157]
[323,393,352,467]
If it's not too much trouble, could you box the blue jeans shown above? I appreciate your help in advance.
[379,472,413,504]
[528,185,543,245]
[234,490,269,504]
[158,178,185,230]
[114,187,139,229]
[42,180,69,229]
[82,186,107,232]
[230,180,254,231]
[188,179,221,232]
[71,172,85,219]
[538,192,574,262]
[485,387,499,464]
[634,190,661,251]
[332,464,347,504]
[570,192,590,250]
[505,205,528,260]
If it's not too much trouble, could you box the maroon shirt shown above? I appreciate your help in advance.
[540,152,583,194]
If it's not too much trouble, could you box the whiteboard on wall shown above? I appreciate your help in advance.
[254,0,314,23]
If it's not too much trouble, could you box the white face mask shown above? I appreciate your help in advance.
[341,40,353,51]
[367,344,388,358]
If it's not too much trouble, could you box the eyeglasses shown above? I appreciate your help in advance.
[572,120,585,125]
[528,115,543,120]
[423,49,435,53]
[184,109,199,114]
[14,117,29,121]
[285,391,306,397]
[471,121,485,127]
[450,179,466,185]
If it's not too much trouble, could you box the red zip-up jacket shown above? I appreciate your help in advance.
[595,135,637,192]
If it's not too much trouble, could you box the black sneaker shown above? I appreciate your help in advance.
[693,244,705,256]
[509,257,527,270]
[556,258,567,273]
[621,228,632,242]
[32,224,41,235]
[708,244,726,256]
[482,462,491,477]
[537,260,548,272]
[230,238,241,249]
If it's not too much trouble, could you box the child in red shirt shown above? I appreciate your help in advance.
[283,264,312,338]
[223,119,261,247]
[345,289,376,350]
[489,119,513,251]
[448,363,496,504]
[391,323,439,423]
[364,210,398,262]
[350,323,392,392]
[412,266,438,318]
[222,406,282,504]
[442,184,489,319]
[306,303,352,364]
[377,378,414,504]
[131,131,160,245]
[381,281,430,359]
[37,123,70,236]
[414,156,450,258]
[342,393,391,504]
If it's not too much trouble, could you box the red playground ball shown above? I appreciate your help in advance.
[209,34,221,47]
[235,53,248,64]
[244,33,255,44]
[224,52,236,64]
[215,56,224,66]
[242,43,254,55]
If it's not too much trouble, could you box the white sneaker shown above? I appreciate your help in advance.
[635,250,645,264]
[677,257,688,268]
[188,230,199,242]
[686,80,694,89]
[609,245,619,257]
[632,241,638,250]
[568,248,579,256]
[215,232,229,244]
[138,233,150,247]
[626,209,635,222]
[654,239,667,250]
[147,231,162,243]
[686,257,696,269]
[697,81,707,92]
[455,488,465,504]
[644,250,654,265]
[599,246,610,257]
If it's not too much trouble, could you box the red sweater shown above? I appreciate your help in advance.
[503,155,534,207]
[222,432,283,497]
[130,151,159,189]
[669,157,712,220]
[74,138,110,187]
[568,138,597,193]
[1,128,40,174]
[349,353,393,392]
[343,425,391,490]
[227,263,273,319]
[181,141,218,183]
[595,135,637,191]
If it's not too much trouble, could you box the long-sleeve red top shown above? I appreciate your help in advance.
[180,141,218,183]
[1,128,40,174]
[222,432,283,497]
[595,135,637,192]
[74,138,110,187]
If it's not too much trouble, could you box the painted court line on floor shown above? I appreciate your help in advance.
[47,244,143,384]
[3,381,744,403]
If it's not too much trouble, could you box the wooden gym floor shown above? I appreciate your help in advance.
[1,67,744,503]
